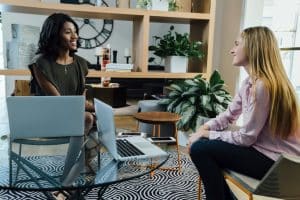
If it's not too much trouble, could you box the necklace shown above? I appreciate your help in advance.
[64,64,72,75]
[56,56,74,75]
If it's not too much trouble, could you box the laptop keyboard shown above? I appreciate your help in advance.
[116,139,145,157]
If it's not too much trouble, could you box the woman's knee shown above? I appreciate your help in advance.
[85,112,94,131]
[85,112,93,123]
[189,138,211,159]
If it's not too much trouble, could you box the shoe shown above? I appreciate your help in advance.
[51,191,68,200]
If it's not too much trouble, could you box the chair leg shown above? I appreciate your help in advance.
[198,176,202,200]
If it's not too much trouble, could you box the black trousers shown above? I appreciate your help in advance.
[189,139,274,200]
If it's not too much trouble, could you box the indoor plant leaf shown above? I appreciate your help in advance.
[160,70,232,131]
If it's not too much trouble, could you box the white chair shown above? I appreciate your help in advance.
[198,153,300,200]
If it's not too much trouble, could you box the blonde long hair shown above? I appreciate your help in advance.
[241,26,300,139]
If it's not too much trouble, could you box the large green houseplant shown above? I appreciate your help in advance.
[148,25,204,68]
[159,70,232,131]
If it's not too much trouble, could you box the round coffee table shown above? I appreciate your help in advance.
[133,111,181,172]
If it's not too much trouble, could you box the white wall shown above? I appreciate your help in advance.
[213,0,245,95]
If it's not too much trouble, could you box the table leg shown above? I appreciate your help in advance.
[174,122,181,173]
[152,124,156,137]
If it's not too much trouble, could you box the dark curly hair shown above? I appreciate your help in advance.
[36,13,80,59]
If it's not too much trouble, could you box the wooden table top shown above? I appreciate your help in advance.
[133,111,181,124]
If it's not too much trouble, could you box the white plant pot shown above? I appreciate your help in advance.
[151,0,169,11]
[164,56,188,73]
[178,130,191,147]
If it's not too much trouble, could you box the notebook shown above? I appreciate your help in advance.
[7,96,85,140]
[94,98,167,161]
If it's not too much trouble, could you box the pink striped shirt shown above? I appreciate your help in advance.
[206,77,300,160]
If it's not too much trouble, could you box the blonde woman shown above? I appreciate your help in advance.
[188,26,300,200]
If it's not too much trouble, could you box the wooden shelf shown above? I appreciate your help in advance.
[0,69,205,79]
[0,0,211,22]
[0,0,216,79]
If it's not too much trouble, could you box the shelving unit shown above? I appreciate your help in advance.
[0,0,216,79]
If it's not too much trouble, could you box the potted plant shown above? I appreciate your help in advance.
[148,25,204,72]
[159,70,232,132]
[136,0,152,9]
[151,0,169,11]
[168,0,179,11]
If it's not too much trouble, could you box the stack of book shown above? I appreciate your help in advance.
[105,63,134,72]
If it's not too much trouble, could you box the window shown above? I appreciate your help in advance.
[0,13,5,97]
[262,0,300,95]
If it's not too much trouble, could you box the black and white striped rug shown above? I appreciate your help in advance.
[0,151,206,200]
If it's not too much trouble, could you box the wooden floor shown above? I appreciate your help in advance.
[114,115,137,131]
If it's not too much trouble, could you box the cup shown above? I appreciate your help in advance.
[101,77,111,87]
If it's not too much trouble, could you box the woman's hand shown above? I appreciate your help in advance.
[187,125,210,153]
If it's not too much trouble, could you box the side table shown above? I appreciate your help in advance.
[87,84,127,108]
[133,111,182,172]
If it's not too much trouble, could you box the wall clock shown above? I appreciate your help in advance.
[76,0,114,49]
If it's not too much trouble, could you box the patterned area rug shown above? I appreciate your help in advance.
[0,151,206,200]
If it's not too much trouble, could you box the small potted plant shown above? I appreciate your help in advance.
[159,70,232,132]
[151,0,169,11]
[136,0,152,9]
[148,25,204,72]
[168,0,179,11]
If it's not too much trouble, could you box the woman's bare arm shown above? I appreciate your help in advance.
[32,64,60,96]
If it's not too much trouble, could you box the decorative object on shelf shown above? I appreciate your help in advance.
[124,48,131,64]
[136,0,151,9]
[168,0,179,11]
[116,0,130,8]
[112,50,118,63]
[101,77,111,87]
[174,0,190,12]
[74,0,114,49]
[148,25,204,72]
[101,45,111,70]
[95,47,102,70]
[159,70,232,132]
[60,0,79,3]
[164,56,187,73]
[106,63,133,72]
[61,0,102,5]
[151,0,169,11]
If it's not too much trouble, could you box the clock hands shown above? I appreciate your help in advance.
[75,0,113,49]
[86,20,101,34]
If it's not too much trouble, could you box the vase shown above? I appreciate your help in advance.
[151,0,169,11]
[164,56,188,73]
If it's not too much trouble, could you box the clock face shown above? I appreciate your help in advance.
[76,0,114,49]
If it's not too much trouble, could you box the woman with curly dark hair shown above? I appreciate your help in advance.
[28,13,97,196]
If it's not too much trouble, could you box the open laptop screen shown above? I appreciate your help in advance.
[7,96,85,139]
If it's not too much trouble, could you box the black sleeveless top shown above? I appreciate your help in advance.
[29,54,89,96]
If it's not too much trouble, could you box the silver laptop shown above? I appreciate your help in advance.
[7,96,85,140]
[94,98,167,161]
